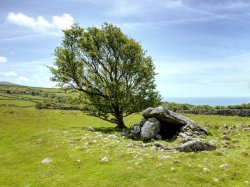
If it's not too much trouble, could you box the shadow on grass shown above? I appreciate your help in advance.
[70,126,122,134]
[91,127,122,134]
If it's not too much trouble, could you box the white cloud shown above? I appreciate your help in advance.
[0,56,7,64]
[7,12,74,32]
[52,13,74,30]
[18,76,30,81]
[0,71,17,76]
[7,12,53,32]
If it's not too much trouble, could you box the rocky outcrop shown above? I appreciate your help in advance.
[177,123,208,143]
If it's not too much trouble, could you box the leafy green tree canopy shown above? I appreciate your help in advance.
[50,23,161,128]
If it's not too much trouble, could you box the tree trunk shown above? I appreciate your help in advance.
[115,112,127,129]
[112,104,127,129]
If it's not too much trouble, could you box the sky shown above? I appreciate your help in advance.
[1,0,250,98]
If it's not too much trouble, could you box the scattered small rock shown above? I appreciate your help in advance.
[156,163,164,168]
[221,140,229,146]
[150,145,157,150]
[71,137,81,141]
[179,132,188,138]
[100,156,109,162]
[155,134,162,140]
[219,164,228,170]
[41,158,53,164]
[134,162,140,165]
[141,143,148,147]
[203,167,210,172]
[170,167,176,172]
[87,127,95,132]
[126,143,134,147]
[133,124,141,134]
[223,124,228,129]
[240,149,248,156]
[173,160,180,164]
[209,140,217,146]
[153,142,165,148]
[158,155,171,159]
[96,135,103,139]
[108,135,117,139]
[214,178,219,182]
[86,149,92,154]
[223,131,230,135]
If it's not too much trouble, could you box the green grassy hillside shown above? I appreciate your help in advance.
[0,85,250,186]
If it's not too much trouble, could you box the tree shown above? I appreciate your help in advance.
[49,23,161,129]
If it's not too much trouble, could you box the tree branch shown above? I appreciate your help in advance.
[97,116,117,124]
[122,111,134,117]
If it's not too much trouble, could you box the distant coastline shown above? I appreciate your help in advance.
[164,97,250,106]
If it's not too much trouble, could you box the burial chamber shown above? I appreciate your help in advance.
[138,107,208,141]
[158,120,184,139]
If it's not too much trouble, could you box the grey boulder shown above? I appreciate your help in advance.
[141,117,161,142]
[177,139,216,152]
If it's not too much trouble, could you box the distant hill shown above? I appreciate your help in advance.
[0,82,60,93]
[0,81,20,86]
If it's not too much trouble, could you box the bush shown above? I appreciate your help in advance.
[35,102,42,110]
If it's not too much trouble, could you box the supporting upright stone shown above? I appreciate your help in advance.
[141,117,161,142]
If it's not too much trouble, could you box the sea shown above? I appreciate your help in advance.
[164,97,250,106]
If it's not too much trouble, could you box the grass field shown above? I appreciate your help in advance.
[0,87,250,186]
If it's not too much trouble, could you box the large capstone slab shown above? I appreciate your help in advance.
[142,107,197,126]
